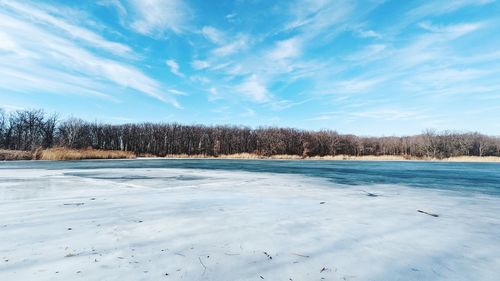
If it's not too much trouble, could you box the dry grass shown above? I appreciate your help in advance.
[163,153,304,159]
[3,149,500,162]
[38,148,136,161]
[0,150,33,161]
[307,155,418,161]
[161,153,500,162]
[442,156,500,162]
[218,153,263,159]
[162,154,415,161]
[162,153,211,159]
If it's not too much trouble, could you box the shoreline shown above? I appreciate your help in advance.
[147,155,500,163]
[2,149,500,163]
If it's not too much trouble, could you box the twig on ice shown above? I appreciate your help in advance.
[224,252,240,256]
[291,253,310,258]
[417,210,439,217]
[198,257,207,275]
[263,252,273,260]
[361,190,379,197]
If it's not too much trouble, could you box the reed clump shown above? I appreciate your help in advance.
[38,148,136,161]
[441,156,500,162]
[0,150,33,160]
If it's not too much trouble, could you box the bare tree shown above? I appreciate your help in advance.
[1,109,499,158]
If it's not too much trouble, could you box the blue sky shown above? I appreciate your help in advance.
[1,0,499,135]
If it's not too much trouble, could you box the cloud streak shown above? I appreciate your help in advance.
[166,59,184,77]
[127,0,190,35]
[237,75,269,102]
[0,1,181,107]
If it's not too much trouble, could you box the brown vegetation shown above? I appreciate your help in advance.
[2,149,500,162]
[161,154,500,162]
[38,148,135,161]
[0,149,33,161]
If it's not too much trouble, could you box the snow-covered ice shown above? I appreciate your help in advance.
[1,167,499,281]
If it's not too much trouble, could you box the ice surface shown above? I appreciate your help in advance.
[1,167,499,281]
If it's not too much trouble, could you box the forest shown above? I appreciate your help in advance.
[1,109,499,159]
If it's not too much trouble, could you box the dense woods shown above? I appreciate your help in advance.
[1,109,499,158]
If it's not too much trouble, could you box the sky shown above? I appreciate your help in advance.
[0,0,499,136]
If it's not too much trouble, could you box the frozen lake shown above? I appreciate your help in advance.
[1,159,499,280]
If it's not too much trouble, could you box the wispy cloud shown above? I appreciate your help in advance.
[116,0,191,36]
[345,44,387,62]
[241,108,256,117]
[267,37,302,61]
[350,108,429,121]
[212,35,249,57]
[0,104,25,113]
[408,0,495,17]
[201,26,226,44]
[353,28,381,39]
[191,60,210,70]
[418,21,483,38]
[0,1,182,107]
[284,0,352,33]
[166,59,184,77]
[327,77,388,94]
[237,75,269,102]
[1,1,133,57]
[310,107,432,122]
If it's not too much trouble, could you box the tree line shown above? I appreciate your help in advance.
[1,109,499,158]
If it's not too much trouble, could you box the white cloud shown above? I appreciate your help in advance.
[0,104,26,113]
[409,0,495,18]
[326,77,387,94]
[284,0,355,36]
[386,21,484,72]
[401,67,497,97]
[167,89,188,96]
[191,60,210,70]
[212,35,249,57]
[267,37,302,61]
[0,31,23,55]
[190,75,210,84]
[355,29,381,39]
[416,68,486,85]
[207,87,222,101]
[325,20,485,96]
[419,21,483,38]
[166,59,184,77]
[237,75,269,102]
[345,44,387,61]
[226,13,237,20]
[0,1,133,57]
[350,108,429,121]
[310,107,431,122]
[0,3,181,108]
[127,0,190,35]
[241,108,256,117]
[201,26,225,44]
